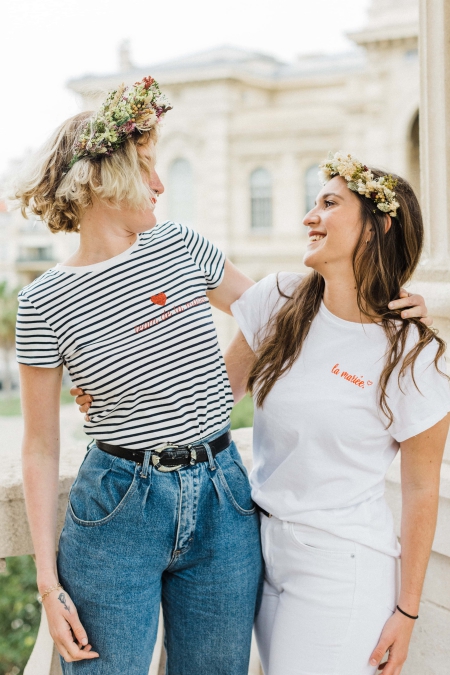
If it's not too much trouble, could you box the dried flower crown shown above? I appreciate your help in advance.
[69,76,172,168]
[318,152,400,218]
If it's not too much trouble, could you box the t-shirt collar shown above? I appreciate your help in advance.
[55,235,142,275]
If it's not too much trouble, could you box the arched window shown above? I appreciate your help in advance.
[168,158,194,226]
[250,168,272,230]
[305,164,321,213]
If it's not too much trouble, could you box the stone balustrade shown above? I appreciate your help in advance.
[1,421,450,674]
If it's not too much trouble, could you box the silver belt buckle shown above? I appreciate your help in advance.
[151,442,184,473]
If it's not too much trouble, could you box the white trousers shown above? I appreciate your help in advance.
[255,516,398,675]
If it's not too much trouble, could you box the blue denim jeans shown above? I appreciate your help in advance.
[57,425,263,674]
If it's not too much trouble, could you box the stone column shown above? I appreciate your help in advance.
[403,4,450,672]
[410,0,450,342]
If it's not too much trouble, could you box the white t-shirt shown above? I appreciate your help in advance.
[231,273,450,557]
[16,222,233,449]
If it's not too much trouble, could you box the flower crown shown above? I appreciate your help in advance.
[69,76,172,168]
[318,152,400,218]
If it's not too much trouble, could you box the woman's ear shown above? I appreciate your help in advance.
[384,214,392,234]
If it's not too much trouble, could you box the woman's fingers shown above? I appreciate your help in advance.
[376,658,403,675]
[420,315,433,326]
[370,614,410,675]
[77,394,92,407]
[45,592,99,662]
[389,292,432,325]
[389,293,426,315]
[370,633,391,668]
[69,386,94,409]
[53,621,99,661]
[67,610,89,647]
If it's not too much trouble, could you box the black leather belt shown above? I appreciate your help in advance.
[95,430,232,472]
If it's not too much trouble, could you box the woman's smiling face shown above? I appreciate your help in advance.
[303,175,364,274]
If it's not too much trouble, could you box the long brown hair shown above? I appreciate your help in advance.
[248,170,447,424]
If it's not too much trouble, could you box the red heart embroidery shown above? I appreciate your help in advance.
[367,380,373,386]
[150,292,167,306]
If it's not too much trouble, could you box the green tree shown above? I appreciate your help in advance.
[0,282,18,396]
[0,556,41,675]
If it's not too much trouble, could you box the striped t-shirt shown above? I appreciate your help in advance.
[16,221,234,449]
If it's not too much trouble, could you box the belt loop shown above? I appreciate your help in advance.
[204,442,216,471]
[140,450,152,479]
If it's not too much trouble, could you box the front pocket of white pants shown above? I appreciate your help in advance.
[288,522,356,557]
[68,447,138,527]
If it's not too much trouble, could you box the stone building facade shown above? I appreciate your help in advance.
[66,0,422,345]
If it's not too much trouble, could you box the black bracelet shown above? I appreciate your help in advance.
[396,605,419,620]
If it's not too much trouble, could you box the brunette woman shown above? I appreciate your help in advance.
[227,154,450,675]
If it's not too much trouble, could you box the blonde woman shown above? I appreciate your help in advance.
[226,156,450,675]
[12,77,263,674]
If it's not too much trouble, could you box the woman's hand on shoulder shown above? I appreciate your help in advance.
[369,610,415,674]
[389,289,432,326]
[43,588,99,662]
[70,387,92,421]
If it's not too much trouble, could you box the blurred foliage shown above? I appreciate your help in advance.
[230,394,254,429]
[0,556,41,675]
[0,389,75,416]
[0,283,19,397]
[0,398,22,417]
[0,283,17,352]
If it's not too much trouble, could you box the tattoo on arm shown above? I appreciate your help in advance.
[58,592,70,612]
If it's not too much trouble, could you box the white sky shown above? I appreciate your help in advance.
[0,0,371,177]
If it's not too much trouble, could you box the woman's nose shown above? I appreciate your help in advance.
[303,210,320,227]
[151,170,165,195]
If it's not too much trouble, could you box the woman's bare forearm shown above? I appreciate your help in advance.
[23,439,61,590]
[19,364,63,591]
[224,330,255,403]
[398,487,439,616]
[399,416,449,615]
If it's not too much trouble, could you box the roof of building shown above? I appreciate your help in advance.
[68,44,366,94]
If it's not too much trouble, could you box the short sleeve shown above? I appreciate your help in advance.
[231,272,303,351]
[179,225,225,289]
[16,294,63,368]
[388,341,450,442]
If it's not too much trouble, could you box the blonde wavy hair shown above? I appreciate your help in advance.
[9,111,158,233]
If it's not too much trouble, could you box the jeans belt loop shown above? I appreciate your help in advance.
[140,450,152,479]
[203,442,216,471]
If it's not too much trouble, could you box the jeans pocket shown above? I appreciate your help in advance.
[215,444,256,516]
[68,446,138,527]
